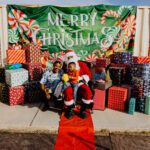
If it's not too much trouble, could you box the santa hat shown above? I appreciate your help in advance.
[65,49,77,58]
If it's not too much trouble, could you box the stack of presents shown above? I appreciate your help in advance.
[93,52,150,115]
[0,46,150,116]
[0,43,43,106]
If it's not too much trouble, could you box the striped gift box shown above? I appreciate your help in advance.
[133,56,150,63]
[7,50,26,64]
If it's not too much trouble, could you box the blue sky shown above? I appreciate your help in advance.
[0,0,149,6]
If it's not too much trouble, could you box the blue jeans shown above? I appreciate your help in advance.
[71,83,78,102]
[45,80,61,93]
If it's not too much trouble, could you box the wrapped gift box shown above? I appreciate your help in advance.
[136,97,145,113]
[7,49,26,64]
[108,86,127,111]
[131,63,150,79]
[133,56,150,63]
[0,83,9,103]
[127,98,136,115]
[24,81,42,102]
[96,58,110,68]
[24,43,41,63]
[131,77,150,98]
[26,63,42,81]
[9,86,24,106]
[114,52,133,64]
[145,96,150,115]
[93,89,106,110]
[5,68,28,87]
[109,67,125,85]
[94,80,112,90]
[0,67,5,83]
[110,63,132,84]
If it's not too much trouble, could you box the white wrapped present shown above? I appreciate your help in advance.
[5,68,28,87]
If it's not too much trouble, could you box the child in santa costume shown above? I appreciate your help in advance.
[63,49,94,119]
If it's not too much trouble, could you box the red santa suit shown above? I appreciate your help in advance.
[63,50,93,107]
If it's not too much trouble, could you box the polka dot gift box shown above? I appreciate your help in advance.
[9,86,24,106]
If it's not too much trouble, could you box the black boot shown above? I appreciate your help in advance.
[79,103,88,119]
[41,92,50,112]
[89,102,94,114]
[64,105,75,119]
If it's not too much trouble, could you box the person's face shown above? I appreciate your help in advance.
[68,56,73,60]
[53,63,61,73]
[68,63,76,72]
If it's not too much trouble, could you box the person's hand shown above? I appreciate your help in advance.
[45,88,52,94]
[68,76,72,79]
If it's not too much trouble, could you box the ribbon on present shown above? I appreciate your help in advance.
[8,43,22,50]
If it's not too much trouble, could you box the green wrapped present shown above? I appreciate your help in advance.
[127,98,136,115]
[145,96,150,115]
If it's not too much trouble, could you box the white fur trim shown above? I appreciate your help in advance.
[82,99,93,104]
[66,52,76,58]
[82,75,90,83]
[65,52,79,64]
[78,82,84,87]
[79,76,83,81]
[64,99,74,106]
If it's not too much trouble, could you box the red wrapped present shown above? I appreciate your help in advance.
[9,86,24,106]
[93,89,106,110]
[24,43,41,63]
[108,86,127,111]
[133,56,150,63]
[96,58,110,68]
[7,49,26,64]
[26,63,43,81]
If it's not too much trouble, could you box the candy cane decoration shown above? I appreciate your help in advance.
[8,9,28,32]
[101,10,118,25]
[85,53,98,63]
[118,6,133,17]
[25,19,40,37]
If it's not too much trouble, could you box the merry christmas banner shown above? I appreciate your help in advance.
[7,5,137,61]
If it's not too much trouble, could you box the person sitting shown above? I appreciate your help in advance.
[40,60,63,111]
[63,49,94,119]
